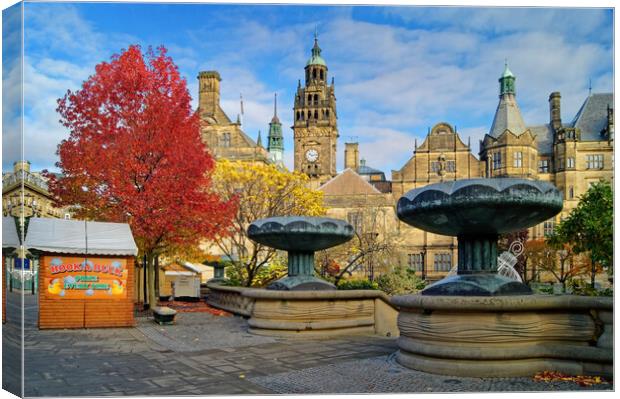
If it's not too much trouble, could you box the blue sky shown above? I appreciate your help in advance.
[2,2,614,175]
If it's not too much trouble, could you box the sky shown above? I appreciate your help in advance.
[2,1,614,176]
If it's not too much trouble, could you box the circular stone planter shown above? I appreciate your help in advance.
[248,216,354,290]
[391,294,613,378]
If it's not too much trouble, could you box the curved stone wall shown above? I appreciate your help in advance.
[205,284,256,317]
[391,294,613,378]
[207,283,398,337]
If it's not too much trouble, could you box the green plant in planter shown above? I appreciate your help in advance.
[568,279,613,297]
[337,278,379,290]
[377,266,426,295]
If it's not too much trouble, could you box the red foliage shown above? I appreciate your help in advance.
[157,300,231,316]
[533,370,609,386]
[45,45,235,253]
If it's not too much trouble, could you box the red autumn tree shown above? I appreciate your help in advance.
[45,45,235,309]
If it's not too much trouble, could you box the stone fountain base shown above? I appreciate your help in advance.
[391,294,613,378]
[207,282,399,337]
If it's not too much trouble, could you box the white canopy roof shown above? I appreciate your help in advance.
[182,261,211,274]
[2,217,20,249]
[24,217,138,256]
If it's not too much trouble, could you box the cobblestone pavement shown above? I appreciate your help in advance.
[2,291,613,397]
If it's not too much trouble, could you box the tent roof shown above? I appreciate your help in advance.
[24,217,138,256]
[2,217,20,249]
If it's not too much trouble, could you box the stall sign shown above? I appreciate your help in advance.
[45,257,128,299]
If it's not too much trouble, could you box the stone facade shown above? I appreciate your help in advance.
[293,36,339,189]
[2,161,70,219]
[390,123,483,280]
[197,71,271,165]
[479,66,614,240]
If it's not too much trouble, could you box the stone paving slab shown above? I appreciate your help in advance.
[249,353,614,394]
[2,292,614,396]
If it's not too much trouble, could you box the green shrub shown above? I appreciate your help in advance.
[337,278,379,290]
[376,266,426,295]
[568,279,613,297]
[223,260,287,287]
[534,284,554,295]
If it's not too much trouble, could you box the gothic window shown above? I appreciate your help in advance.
[326,109,330,117]
[538,159,549,173]
[347,211,363,233]
[567,157,575,168]
[220,132,231,147]
[434,253,452,272]
[314,110,318,119]
[301,111,305,120]
[543,220,555,236]
[513,151,522,167]
[313,94,318,105]
[586,154,604,169]
[296,111,300,120]
[320,69,324,80]
[312,69,317,79]
[308,94,312,103]
[492,152,502,170]
[408,253,424,272]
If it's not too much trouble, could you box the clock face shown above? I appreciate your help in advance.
[305,149,319,163]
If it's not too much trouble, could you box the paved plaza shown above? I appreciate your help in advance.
[2,291,613,396]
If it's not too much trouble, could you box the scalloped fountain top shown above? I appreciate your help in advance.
[248,216,354,252]
[397,178,563,237]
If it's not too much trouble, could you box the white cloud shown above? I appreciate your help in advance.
[14,4,613,178]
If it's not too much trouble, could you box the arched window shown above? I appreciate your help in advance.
[326,109,330,117]
[314,110,318,119]
[320,69,324,80]
[312,69,317,79]
[301,111,305,120]
[313,94,318,104]
[308,94,312,103]
[296,111,300,120]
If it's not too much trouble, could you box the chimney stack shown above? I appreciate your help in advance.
[344,142,359,171]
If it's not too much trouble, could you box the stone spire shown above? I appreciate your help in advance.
[257,130,263,148]
[267,93,284,164]
[489,62,527,138]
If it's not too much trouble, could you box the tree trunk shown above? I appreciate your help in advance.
[146,252,157,312]
[154,255,160,300]
[590,257,596,289]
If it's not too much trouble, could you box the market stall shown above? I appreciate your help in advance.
[25,218,138,329]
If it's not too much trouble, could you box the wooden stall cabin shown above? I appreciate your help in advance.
[24,218,138,329]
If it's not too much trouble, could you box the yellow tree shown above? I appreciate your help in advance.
[211,160,325,286]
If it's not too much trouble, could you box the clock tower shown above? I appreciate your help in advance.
[293,33,338,187]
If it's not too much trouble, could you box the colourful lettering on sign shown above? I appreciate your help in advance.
[46,257,128,299]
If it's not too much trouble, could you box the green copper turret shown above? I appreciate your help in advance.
[267,93,284,165]
[499,61,516,96]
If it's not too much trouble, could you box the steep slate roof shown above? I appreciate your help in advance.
[570,93,613,141]
[319,168,381,196]
[528,124,554,155]
[489,94,528,138]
